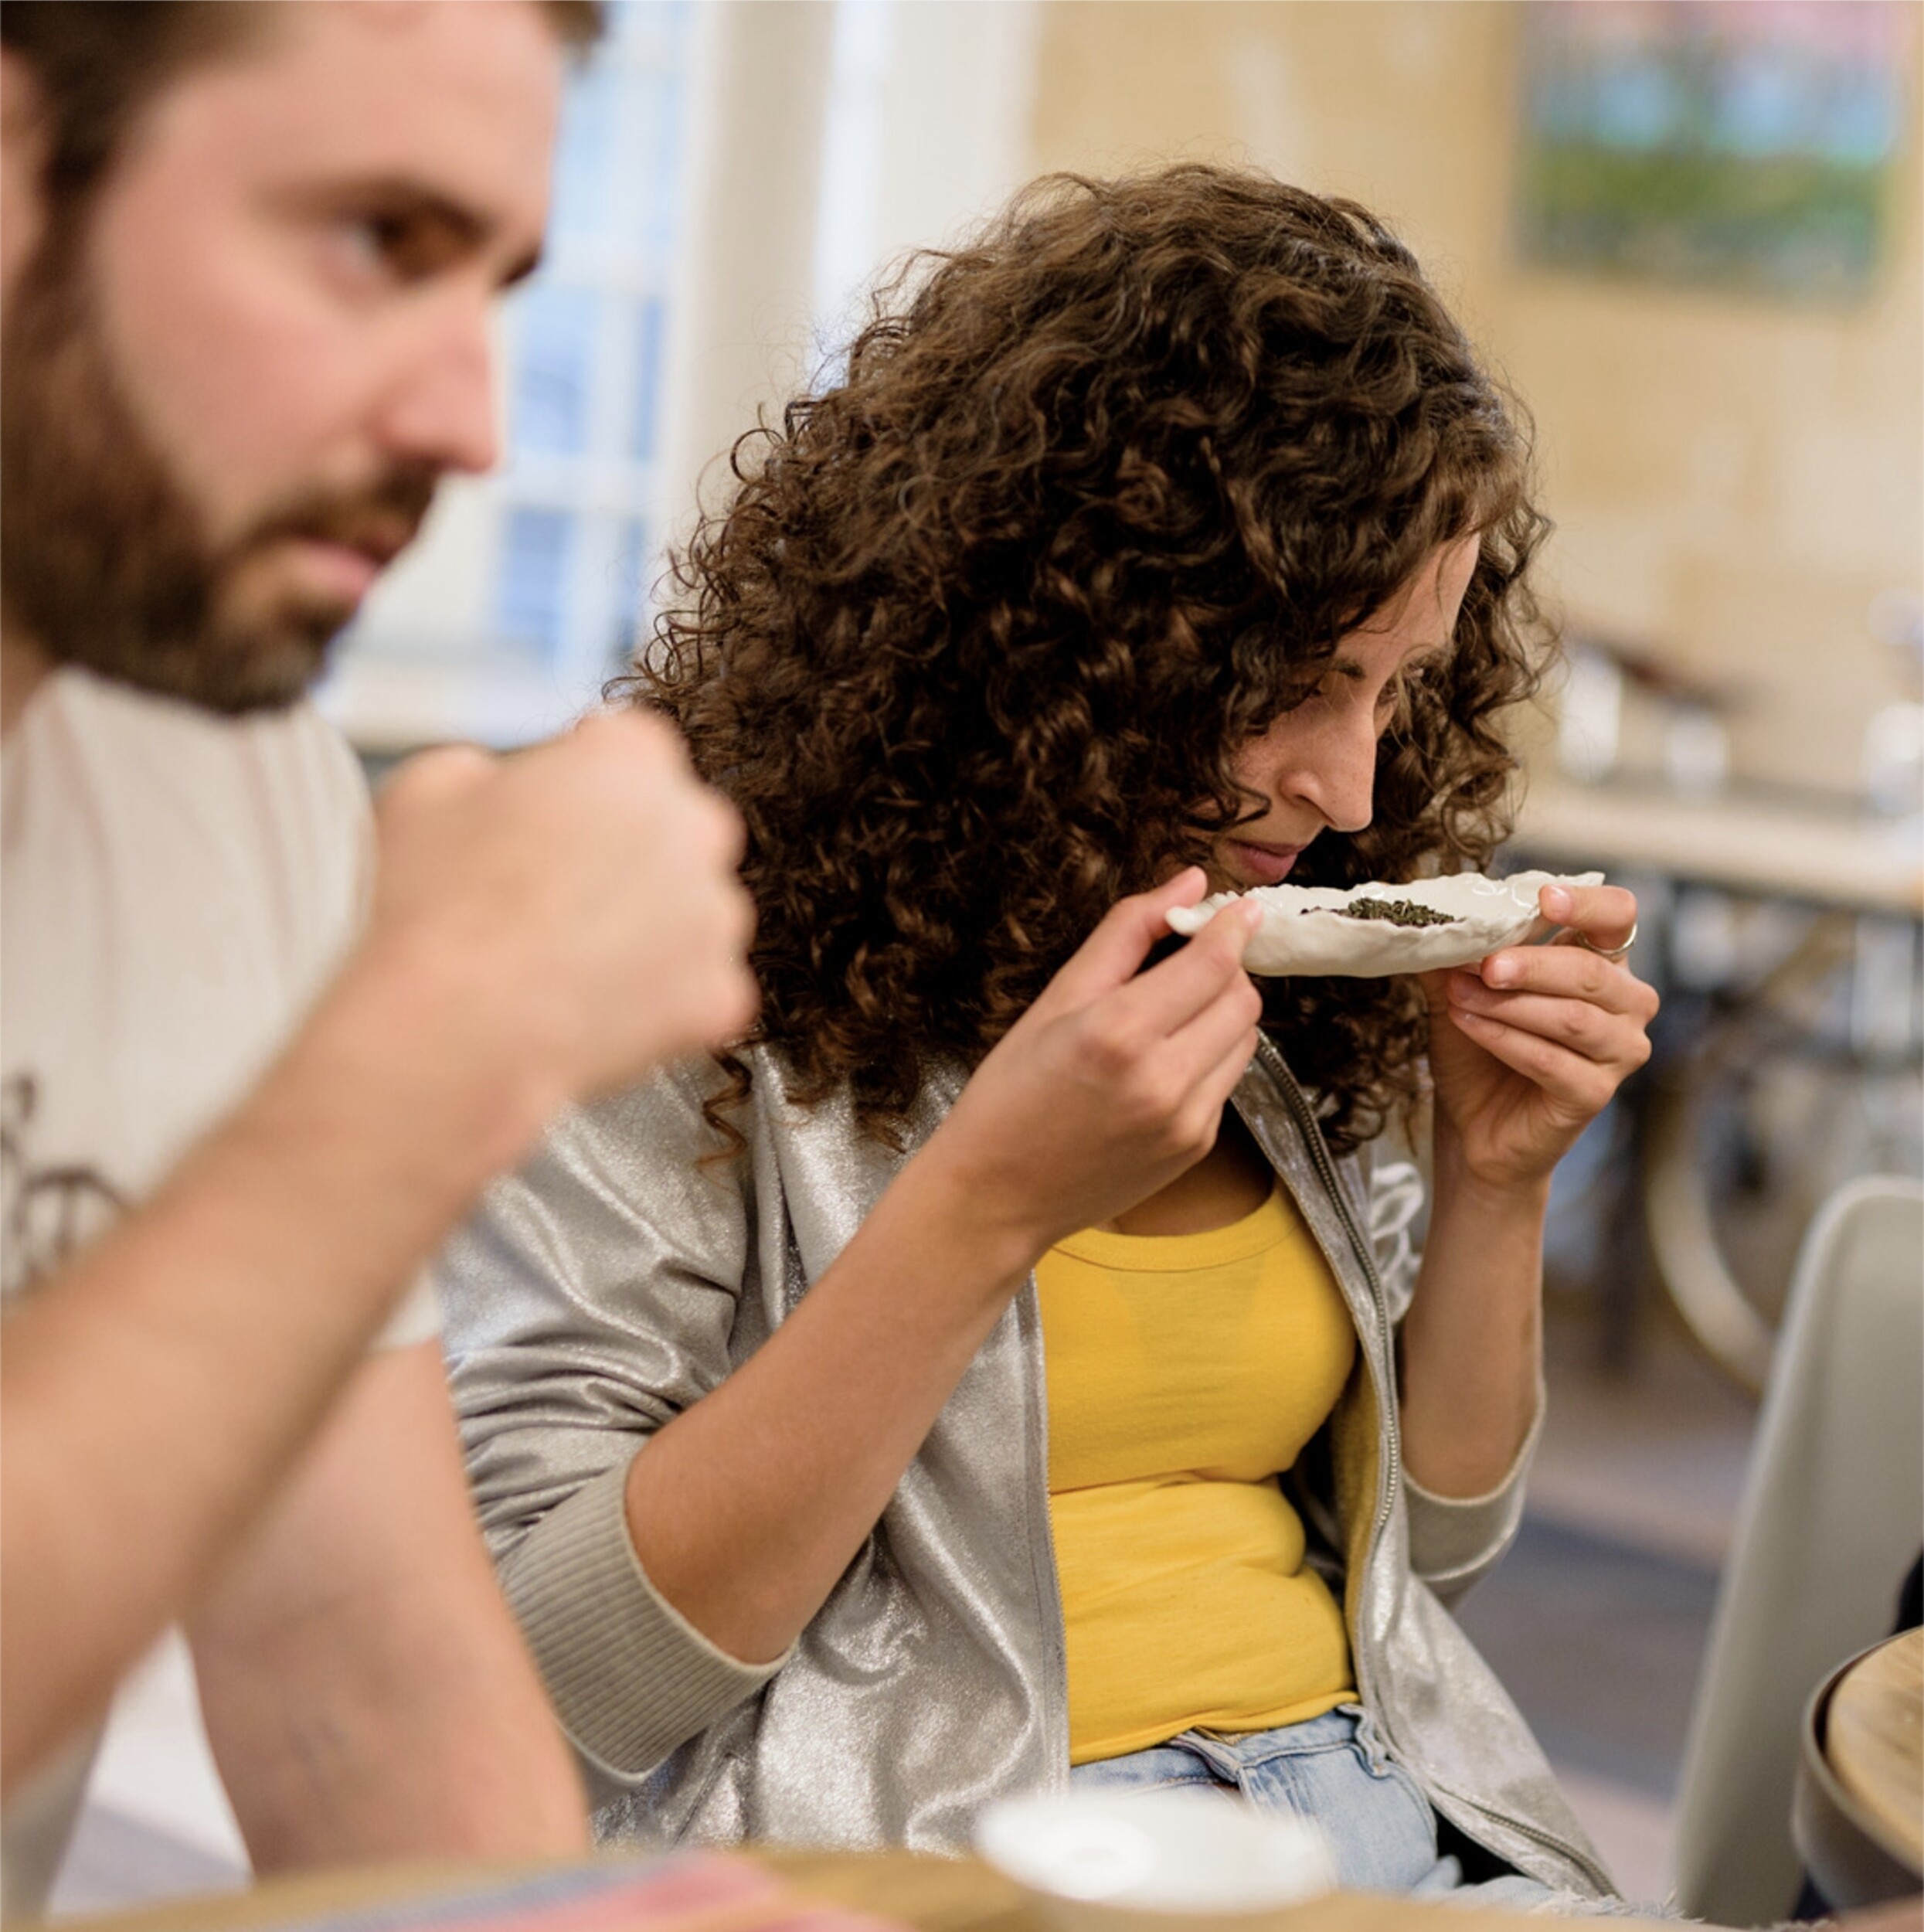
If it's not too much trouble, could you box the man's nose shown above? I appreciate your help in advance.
[376,295,501,478]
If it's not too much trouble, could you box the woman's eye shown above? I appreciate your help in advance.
[1383,667,1437,717]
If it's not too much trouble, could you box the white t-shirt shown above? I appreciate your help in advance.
[0,666,437,1915]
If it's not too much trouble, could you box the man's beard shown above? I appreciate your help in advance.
[1,227,439,716]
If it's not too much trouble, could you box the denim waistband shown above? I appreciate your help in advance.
[1181,1704,1384,1777]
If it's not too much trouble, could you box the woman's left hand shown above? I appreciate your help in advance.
[1419,882,1659,1194]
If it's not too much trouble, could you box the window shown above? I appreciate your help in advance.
[327,0,695,749]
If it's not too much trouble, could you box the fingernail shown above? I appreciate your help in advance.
[1542,886,1572,920]
[1239,900,1264,930]
[1484,955,1517,986]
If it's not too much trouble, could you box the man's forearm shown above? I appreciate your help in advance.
[0,954,549,1794]
[193,1347,588,1869]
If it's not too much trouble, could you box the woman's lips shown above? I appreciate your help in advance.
[1225,839,1303,886]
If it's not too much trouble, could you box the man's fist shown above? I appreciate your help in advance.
[360,711,756,1128]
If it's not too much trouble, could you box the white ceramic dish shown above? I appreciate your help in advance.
[1164,869,1604,978]
[975,1789,1336,1932]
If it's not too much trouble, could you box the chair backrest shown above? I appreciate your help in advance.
[1671,1176,1924,1926]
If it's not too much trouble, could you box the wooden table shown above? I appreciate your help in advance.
[1514,778,1923,917]
[47,1846,1674,1932]
[772,1852,1593,1932]
[1796,1629,1924,1911]
[1827,1628,1924,1876]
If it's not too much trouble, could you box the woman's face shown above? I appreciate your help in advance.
[1208,534,1480,891]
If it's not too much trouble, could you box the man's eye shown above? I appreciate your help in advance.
[338,213,405,274]
[338,209,457,284]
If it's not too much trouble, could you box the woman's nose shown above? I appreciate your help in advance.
[1279,715,1378,835]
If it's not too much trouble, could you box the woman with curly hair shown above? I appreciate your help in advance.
[442,167,1656,1903]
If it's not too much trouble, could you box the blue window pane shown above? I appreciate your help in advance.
[611,2,694,64]
[610,516,651,665]
[609,0,677,36]
[551,62,619,245]
[512,285,599,458]
[628,298,665,461]
[637,66,688,253]
[496,508,574,663]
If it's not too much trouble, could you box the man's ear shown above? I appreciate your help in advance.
[2,51,51,303]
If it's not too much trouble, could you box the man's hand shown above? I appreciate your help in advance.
[354,713,757,1149]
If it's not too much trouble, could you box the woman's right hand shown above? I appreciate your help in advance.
[923,869,1263,1264]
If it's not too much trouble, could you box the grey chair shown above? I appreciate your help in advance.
[1670,1176,1924,1927]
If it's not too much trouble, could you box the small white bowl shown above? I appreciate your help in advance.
[975,1788,1337,1932]
[1165,869,1605,978]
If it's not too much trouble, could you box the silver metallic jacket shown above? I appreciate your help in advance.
[440,1037,1616,1898]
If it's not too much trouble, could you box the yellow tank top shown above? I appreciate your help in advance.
[1037,1182,1358,1765]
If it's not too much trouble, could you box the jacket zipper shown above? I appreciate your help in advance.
[1259,1039,1614,1899]
[1434,1785,1618,1895]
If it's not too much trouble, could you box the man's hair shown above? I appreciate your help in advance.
[629,166,1550,1157]
[2,1,603,213]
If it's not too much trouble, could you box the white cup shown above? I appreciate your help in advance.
[975,1788,1338,1932]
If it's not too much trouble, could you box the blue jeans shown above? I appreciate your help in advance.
[1070,1706,1557,1906]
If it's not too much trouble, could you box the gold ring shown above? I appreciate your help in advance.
[1576,921,1637,965]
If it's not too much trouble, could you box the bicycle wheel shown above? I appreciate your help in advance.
[1643,917,1924,1395]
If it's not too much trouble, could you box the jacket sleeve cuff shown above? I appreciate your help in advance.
[1402,1380,1544,1598]
[498,1459,787,1784]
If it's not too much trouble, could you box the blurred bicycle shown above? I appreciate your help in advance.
[1515,595,1923,1393]
[1641,896,1921,1393]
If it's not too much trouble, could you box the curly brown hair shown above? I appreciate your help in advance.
[624,165,1550,1155]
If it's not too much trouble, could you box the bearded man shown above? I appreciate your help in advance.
[0,3,757,1914]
